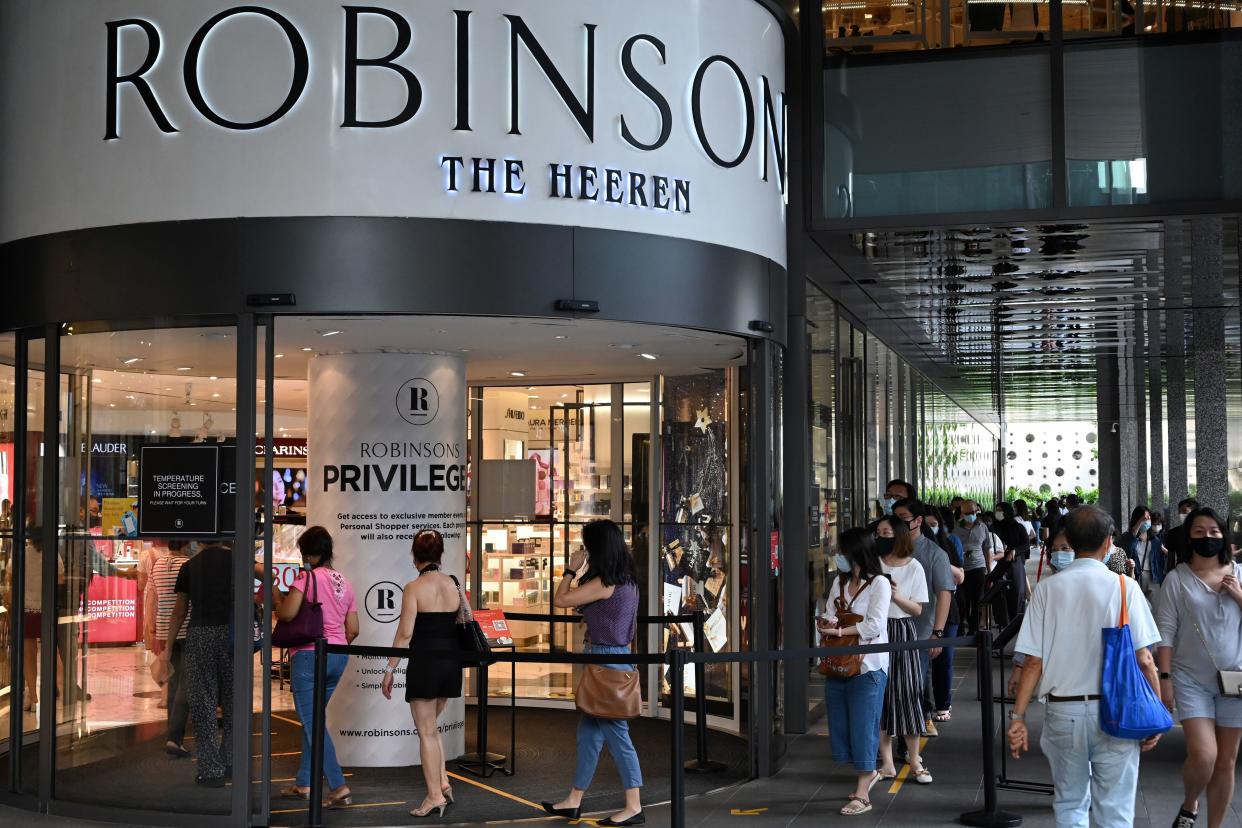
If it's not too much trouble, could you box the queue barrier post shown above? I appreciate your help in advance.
[685,610,725,774]
[307,637,328,828]
[959,630,1023,828]
[669,648,687,828]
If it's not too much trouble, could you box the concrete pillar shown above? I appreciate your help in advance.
[1097,348,1123,525]
[1117,317,1140,516]
[1191,216,1229,516]
[1147,256,1167,517]
[1132,307,1148,508]
[1166,222,1190,515]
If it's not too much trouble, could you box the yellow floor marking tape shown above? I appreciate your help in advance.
[887,736,930,795]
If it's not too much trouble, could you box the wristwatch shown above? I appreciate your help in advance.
[1158,672,1171,680]
[931,630,945,639]
[1008,711,1026,722]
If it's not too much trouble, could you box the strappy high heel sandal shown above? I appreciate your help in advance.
[441,784,454,804]
[410,797,449,818]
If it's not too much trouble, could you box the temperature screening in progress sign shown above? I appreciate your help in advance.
[139,445,220,535]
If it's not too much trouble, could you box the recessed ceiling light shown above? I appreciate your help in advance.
[529,395,539,399]
[177,366,192,371]
[189,402,197,406]
[554,335,567,340]
[122,357,142,365]
[209,375,219,381]
[561,394,568,398]
[212,393,220,398]
[510,371,526,377]
[640,353,658,360]
[319,330,342,337]
[125,395,135,400]
[164,387,172,391]
[108,403,116,408]
[301,347,313,352]
[275,354,284,359]
[91,378,102,384]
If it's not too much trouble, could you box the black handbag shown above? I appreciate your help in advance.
[449,575,493,664]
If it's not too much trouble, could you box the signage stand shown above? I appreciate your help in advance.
[456,644,516,778]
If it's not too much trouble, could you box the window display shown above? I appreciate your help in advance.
[660,371,735,712]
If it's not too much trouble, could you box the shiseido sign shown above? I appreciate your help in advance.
[0,1,787,266]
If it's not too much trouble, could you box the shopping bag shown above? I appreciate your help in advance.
[1099,573,1173,739]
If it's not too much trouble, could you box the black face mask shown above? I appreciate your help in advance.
[874,537,896,556]
[1191,537,1225,559]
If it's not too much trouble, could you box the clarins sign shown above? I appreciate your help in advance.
[0,1,787,265]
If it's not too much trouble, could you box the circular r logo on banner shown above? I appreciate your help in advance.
[396,378,439,426]
[365,581,404,624]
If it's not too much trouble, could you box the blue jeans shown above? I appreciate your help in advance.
[932,622,958,711]
[1039,700,1140,828]
[291,651,349,790]
[574,644,643,791]
[825,669,888,772]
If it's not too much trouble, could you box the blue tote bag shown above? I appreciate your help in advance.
[1100,573,1173,739]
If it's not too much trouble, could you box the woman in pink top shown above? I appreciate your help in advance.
[274,526,359,808]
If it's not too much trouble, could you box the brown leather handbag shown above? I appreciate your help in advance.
[575,659,642,720]
[817,574,874,680]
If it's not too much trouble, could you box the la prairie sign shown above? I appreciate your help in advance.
[0,0,787,265]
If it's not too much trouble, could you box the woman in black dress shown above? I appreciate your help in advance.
[380,530,463,818]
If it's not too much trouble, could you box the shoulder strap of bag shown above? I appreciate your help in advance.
[1192,619,1224,672]
[1117,572,1128,628]
[448,574,474,623]
[845,576,873,611]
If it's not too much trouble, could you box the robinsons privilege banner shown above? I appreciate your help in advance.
[309,353,467,766]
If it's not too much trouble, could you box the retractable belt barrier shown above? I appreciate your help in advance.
[306,629,1023,828]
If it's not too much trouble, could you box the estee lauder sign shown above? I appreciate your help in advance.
[1,0,788,264]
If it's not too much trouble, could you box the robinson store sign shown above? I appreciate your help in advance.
[0,0,788,265]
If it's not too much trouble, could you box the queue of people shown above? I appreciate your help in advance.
[816,484,1242,828]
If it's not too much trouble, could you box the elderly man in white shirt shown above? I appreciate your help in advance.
[1007,505,1163,828]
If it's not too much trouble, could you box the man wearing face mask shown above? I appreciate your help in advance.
[953,501,992,636]
[1008,507,1162,828]
[881,479,916,517]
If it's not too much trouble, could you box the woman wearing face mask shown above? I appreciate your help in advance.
[1119,505,1164,593]
[1156,508,1242,828]
[818,528,893,816]
[875,517,931,783]
[1007,528,1076,697]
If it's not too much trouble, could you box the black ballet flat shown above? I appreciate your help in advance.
[598,814,645,826]
[540,802,582,820]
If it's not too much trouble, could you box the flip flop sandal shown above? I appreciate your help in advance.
[841,796,872,816]
[912,766,934,784]
[866,771,882,794]
[934,710,952,722]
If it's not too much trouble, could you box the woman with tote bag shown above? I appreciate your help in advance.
[542,519,644,827]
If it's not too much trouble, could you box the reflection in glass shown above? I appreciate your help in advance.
[659,372,733,713]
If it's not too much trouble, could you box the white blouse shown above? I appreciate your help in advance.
[882,558,929,620]
[820,575,893,675]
